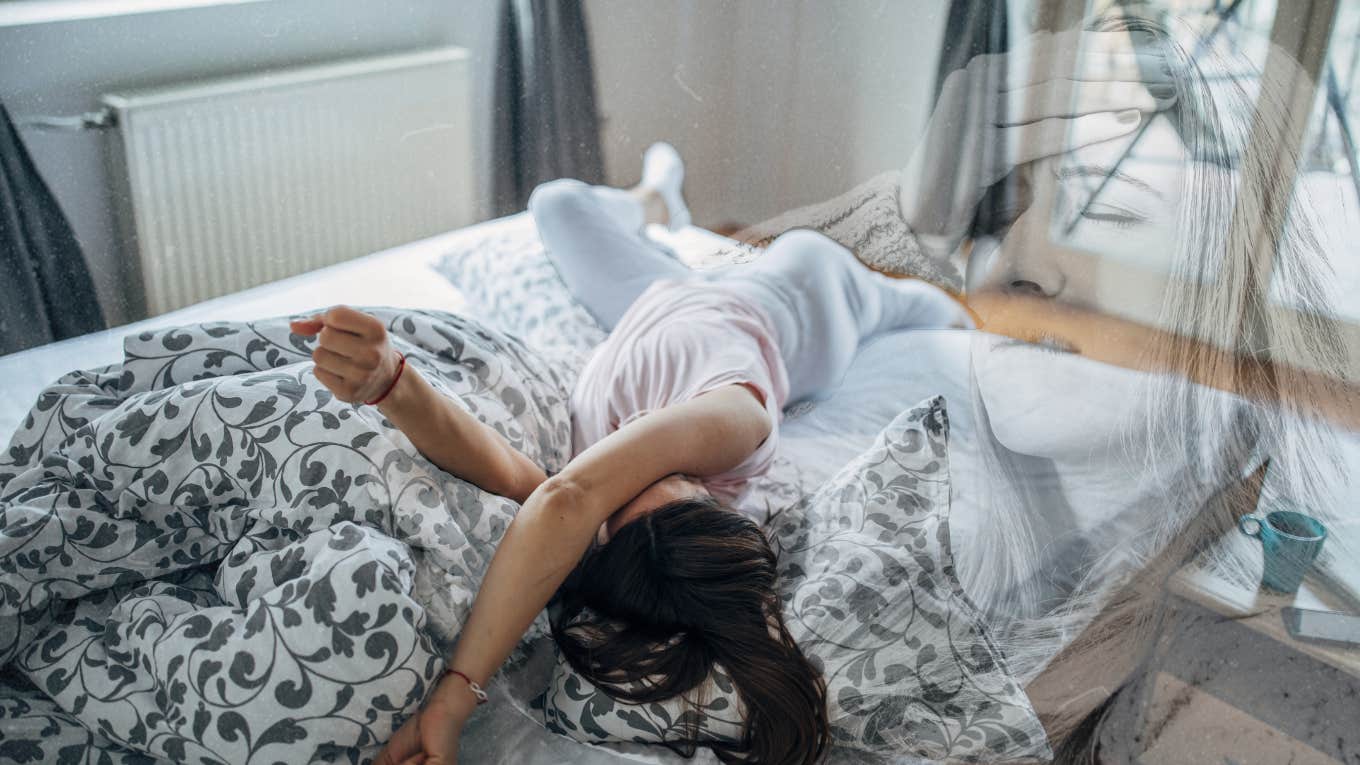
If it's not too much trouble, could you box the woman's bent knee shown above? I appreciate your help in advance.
[762,229,859,286]
[766,228,845,258]
[528,179,590,221]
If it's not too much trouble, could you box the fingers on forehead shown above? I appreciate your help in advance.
[1009,53,1170,88]
[1078,51,1173,83]
[1002,80,1160,125]
[1006,110,1142,167]
[1033,29,1164,58]
[1067,109,1147,145]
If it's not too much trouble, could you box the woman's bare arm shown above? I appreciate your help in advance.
[291,306,547,503]
[375,383,771,761]
[450,383,769,673]
[376,364,546,503]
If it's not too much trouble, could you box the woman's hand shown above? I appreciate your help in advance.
[898,28,1176,259]
[374,675,478,765]
[292,305,547,500]
[289,306,402,404]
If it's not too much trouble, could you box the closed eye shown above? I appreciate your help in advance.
[1077,204,1147,231]
[1081,212,1141,229]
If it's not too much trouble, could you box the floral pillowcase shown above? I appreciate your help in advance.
[539,397,1050,762]
[433,216,1046,761]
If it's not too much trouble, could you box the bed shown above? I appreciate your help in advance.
[0,213,1080,764]
[0,214,967,539]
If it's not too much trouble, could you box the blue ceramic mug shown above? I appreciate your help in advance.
[1238,509,1328,594]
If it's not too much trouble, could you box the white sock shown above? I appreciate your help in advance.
[640,142,691,231]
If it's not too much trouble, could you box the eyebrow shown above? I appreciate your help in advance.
[1055,164,1166,201]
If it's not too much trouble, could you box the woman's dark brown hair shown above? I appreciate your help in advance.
[551,497,830,764]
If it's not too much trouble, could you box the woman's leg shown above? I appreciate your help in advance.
[720,229,971,403]
[529,179,690,332]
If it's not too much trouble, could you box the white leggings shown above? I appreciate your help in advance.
[528,179,967,404]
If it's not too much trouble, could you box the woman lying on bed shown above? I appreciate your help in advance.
[316,16,1338,765]
[297,142,974,764]
[336,25,1155,765]
[347,103,1156,765]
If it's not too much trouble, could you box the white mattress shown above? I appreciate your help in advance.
[0,213,1166,623]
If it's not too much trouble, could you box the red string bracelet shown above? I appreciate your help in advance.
[365,351,406,406]
[444,668,489,705]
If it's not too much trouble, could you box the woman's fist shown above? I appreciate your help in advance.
[289,306,401,404]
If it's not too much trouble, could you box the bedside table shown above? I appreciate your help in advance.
[1129,519,1360,763]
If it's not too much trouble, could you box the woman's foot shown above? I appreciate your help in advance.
[640,142,691,231]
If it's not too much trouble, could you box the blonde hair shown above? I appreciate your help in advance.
[959,11,1351,748]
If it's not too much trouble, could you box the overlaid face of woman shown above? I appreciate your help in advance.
[970,112,1188,312]
[967,112,1204,462]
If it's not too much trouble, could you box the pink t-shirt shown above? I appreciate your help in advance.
[570,279,789,506]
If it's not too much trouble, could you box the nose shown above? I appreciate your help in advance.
[999,255,1066,299]
[975,206,1067,300]
[975,251,1067,300]
[1007,278,1047,296]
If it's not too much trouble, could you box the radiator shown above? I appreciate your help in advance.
[103,47,474,316]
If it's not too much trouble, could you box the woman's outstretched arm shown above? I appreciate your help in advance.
[375,363,546,503]
[291,306,547,503]
[375,383,771,764]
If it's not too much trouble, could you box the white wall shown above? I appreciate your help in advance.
[587,0,948,228]
[2,0,944,325]
[585,1,735,227]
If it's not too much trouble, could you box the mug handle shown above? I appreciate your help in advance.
[1238,516,1263,538]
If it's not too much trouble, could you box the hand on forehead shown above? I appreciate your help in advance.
[1033,110,1188,223]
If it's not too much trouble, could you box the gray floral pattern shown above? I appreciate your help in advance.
[0,308,576,764]
[541,398,1049,762]
[774,397,1048,762]
[537,648,745,748]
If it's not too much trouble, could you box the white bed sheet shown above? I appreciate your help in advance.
[11,211,1356,763]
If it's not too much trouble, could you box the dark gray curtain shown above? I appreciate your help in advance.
[491,0,605,217]
[1,101,104,355]
[934,0,1012,239]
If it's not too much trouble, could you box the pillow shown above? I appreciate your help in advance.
[773,396,1049,761]
[539,397,1051,762]
[537,648,745,749]
[434,213,607,361]
[719,171,965,292]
